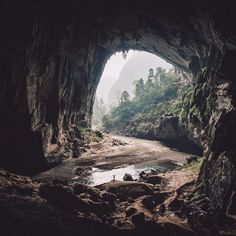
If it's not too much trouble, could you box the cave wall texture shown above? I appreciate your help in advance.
[0,0,236,219]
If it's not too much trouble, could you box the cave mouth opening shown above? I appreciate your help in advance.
[1,2,236,233]
[92,50,173,128]
[83,50,203,186]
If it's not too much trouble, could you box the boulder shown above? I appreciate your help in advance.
[73,183,87,195]
[86,187,101,201]
[131,212,145,226]
[168,198,184,212]
[141,195,156,210]
[139,171,146,178]
[73,166,92,177]
[146,175,163,185]
[84,199,110,216]
[100,190,117,203]
[153,192,169,205]
[123,173,134,181]
[99,181,154,201]
[125,206,137,216]
[39,182,89,212]
[139,171,148,181]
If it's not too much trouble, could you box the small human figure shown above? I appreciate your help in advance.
[113,175,116,182]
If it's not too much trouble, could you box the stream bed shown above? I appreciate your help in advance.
[71,159,181,186]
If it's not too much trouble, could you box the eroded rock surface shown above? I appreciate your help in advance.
[0,168,200,236]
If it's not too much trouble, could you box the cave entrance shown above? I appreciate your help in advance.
[81,50,203,186]
[1,2,236,232]
[92,50,173,128]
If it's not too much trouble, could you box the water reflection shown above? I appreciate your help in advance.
[72,159,181,186]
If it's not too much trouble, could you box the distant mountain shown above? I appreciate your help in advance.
[96,75,117,104]
[108,52,172,108]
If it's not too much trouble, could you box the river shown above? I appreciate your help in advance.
[35,135,191,185]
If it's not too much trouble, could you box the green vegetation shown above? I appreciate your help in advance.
[102,67,192,135]
[78,127,103,144]
[179,69,215,126]
[183,157,203,172]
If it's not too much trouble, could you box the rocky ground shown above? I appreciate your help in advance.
[0,165,197,236]
[1,161,236,235]
[36,134,191,181]
[0,135,236,235]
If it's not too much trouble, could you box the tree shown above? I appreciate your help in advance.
[154,67,163,86]
[148,68,155,78]
[145,78,154,92]
[155,67,163,77]
[120,90,130,103]
[102,66,189,136]
[134,78,145,98]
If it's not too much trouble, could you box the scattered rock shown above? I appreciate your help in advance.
[141,195,156,210]
[146,175,163,185]
[99,181,154,201]
[128,197,134,203]
[154,185,161,192]
[84,199,110,215]
[139,171,146,178]
[100,190,117,203]
[78,193,88,199]
[168,198,184,212]
[73,166,92,176]
[153,192,169,205]
[125,206,137,216]
[131,212,145,226]
[86,187,101,201]
[159,204,166,214]
[73,183,87,195]
[150,169,160,174]
[39,182,89,212]
[78,211,102,223]
[123,173,134,181]
[0,169,36,196]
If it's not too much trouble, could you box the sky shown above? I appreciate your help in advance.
[102,50,136,77]
[96,50,173,104]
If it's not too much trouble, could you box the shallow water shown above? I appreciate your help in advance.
[71,159,181,186]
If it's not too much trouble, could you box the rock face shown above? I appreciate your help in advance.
[153,116,184,140]
[131,116,186,141]
[0,0,236,226]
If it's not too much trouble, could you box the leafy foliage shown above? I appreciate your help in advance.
[120,90,130,103]
[102,68,192,134]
